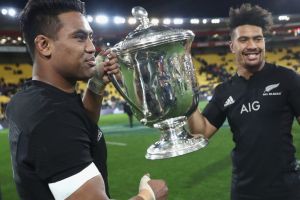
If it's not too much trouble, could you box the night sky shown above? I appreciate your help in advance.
[2,0,300,18]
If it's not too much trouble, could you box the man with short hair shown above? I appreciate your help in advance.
[6,0,168,199]
[189,4,300,200]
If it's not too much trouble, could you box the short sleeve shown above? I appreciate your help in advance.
[202,87,226,129]
[287,71,300,118]
[30,110,93,182]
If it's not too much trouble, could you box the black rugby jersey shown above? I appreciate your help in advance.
[6,80,109,200]
[203,63,300,199]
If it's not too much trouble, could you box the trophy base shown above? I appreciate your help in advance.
[145,116,208,160]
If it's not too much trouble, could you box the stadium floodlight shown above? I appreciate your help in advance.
[17,37,22,41]
[1,8,8,15]
[151,18,159,25]
[0,38,6,44]
[95,15,109,24]
[8,8,16,17]
[294,28,300,36]
[211,18,220,24]
[212,33,219,38]
[202,19,208,24]
[173,18,183,25]
[190,18,200,24]
[163,18,171,25]
[128,17,137,25]
[106,42,110,46]
[114,16,126,24]
[278,15,290,21]
[86,15,93,23]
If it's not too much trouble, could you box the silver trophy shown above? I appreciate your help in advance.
[108,6,208,159]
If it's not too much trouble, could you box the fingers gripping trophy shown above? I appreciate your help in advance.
[102,7,208,159]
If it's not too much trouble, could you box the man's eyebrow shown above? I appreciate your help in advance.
[237,36,249,40]
[71,29,93,36]
[237,35,263,39]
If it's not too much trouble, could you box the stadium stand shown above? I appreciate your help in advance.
[1,9,300,119]
[1,46,300,119]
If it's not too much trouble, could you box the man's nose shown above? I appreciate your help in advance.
[246,39,258,49]
[86,38,96,53]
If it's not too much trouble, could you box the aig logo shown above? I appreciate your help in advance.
[240,101,261,114]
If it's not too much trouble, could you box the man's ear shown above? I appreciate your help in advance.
[229,41,235,53]
[34,35,52,57]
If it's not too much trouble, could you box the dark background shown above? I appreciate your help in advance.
[2,0,300,17]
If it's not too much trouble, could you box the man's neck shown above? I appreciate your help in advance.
[32,64,76,93]
[236,61,265,79]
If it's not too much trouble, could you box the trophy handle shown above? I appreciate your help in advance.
[108,46,150,123]
[185,89,200,117]
[108,73,143,114]
[102,46,143,114]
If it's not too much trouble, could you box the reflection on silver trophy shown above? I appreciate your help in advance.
[107,6,208,159]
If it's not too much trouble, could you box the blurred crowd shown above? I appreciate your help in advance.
[1,47,300,127]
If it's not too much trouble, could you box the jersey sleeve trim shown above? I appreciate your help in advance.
[48,162,100,200]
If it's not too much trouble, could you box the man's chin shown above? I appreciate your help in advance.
[77,75,92,82]
[245,61,263,72]
[82,68,96,80]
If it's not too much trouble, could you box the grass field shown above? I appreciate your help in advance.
[0,101,300,200]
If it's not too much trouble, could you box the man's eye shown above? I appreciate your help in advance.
[255,37,263,42]
[75,34,87,40]
[89,36,94,41]
[239,38,248,43]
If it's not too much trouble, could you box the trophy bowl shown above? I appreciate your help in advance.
[108,6,208,159]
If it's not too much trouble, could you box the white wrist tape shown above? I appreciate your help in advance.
[87,77,106,95]
[139,175,156,200]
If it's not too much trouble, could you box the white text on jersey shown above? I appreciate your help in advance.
[240,101,261,114]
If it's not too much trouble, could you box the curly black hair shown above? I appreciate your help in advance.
[229,3,273,36]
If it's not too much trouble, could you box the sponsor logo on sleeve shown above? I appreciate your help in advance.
[97,128,103,142]
[224,96,235,107]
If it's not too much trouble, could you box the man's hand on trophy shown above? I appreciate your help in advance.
[99,50,121,83]
[87,49,120,95]
[137,174,168,200]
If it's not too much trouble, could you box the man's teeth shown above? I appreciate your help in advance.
[244,53,258,59]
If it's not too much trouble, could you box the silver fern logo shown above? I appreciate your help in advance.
[263,83,282,96]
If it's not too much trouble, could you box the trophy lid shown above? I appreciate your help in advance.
[113,6,194,53]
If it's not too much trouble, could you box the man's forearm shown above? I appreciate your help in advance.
[129,196,144,200]
[82,88,103,124]
[129,190,154,200]
[188,109,217,139]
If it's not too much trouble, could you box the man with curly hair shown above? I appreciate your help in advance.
[189,3,300,200]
